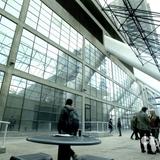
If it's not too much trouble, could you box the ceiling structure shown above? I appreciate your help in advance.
[96,0,160,79]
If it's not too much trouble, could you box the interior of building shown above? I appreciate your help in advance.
[1,0,160,160]
[0,0,160,135]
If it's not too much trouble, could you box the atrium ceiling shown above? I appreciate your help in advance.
[96,0,160,80]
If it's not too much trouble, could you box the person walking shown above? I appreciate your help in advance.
[117,118,122,136]
[9,116,16,130]
[57,98,79,160]
[136,107,153,154]
[149,109,160,140]
[149,109,160,152]
[108,118,113,134]
[130,115,139,140]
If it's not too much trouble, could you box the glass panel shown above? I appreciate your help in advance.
[0,0,23,18]
[0,16,16,65]
[25,0,83,57]
[15,29,82,91]
[0,71,4,90]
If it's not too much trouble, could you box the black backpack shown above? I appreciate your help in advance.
[67,108,79,134]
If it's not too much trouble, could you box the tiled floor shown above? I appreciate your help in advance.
[0,131,160,160]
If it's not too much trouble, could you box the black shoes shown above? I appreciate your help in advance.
[72,154,78,160]
[147,151,156,154]
[131,137,140,140]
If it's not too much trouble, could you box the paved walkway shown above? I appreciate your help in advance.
[0,131,160,160]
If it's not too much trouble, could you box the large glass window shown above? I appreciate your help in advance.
[15,29,82,91]
[85,98,107,132]
[84,66,112,101]
[25,0,83,58]
[0,16,16,65]
[3,75,82,131]
[0,0,23,18]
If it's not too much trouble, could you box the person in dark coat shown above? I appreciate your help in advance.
[8,116,16,130]
[130,115,139,140]
[57,99,79,160]
[108,118,113,134]
[149,109,160,152]
[136,107,153,154]
[117,118,122,136]
[149,109,160,139]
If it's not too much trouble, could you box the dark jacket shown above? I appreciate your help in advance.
[108,120,113,129]
[136,110,150,130]
[149,116,160,129]
[57,105,79,135]
[117,119,121,128]
[131,116,137,130]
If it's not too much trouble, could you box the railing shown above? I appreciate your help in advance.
[0,121,10,153]
[84,121,108,132]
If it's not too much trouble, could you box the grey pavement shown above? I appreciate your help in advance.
[0,131,160,160]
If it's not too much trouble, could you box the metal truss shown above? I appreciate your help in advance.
[96,0,160,72]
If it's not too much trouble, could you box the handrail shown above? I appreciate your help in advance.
[0,121,10,149]
[85,121,108,132]
[0,121,10,124]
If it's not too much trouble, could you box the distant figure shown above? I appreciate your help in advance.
[9,116,16,130]
[130,115,139,140]
[57,98,79,160]
[108,119,113,134]
[117,118,122,136]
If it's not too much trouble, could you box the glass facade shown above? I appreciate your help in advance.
[0,16,16,65]
[0,0,159,133]
[0,71,4,90]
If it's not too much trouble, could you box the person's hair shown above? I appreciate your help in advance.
[141,107,148,112]
[150,109,156,118]
[65,99,73,105]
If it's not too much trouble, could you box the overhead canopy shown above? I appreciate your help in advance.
[104,35,160,81]
[95,0,160,81]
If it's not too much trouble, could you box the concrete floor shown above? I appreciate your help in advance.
[0,131,160,160]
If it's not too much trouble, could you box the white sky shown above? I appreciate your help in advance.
[147,0,159,12]
[134,0,160,93]
[99,0,160,92]
[134,68,160,92]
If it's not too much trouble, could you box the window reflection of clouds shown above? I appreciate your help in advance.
[0,16,16,64]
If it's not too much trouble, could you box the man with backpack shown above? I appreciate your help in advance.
[57,98,79,160]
